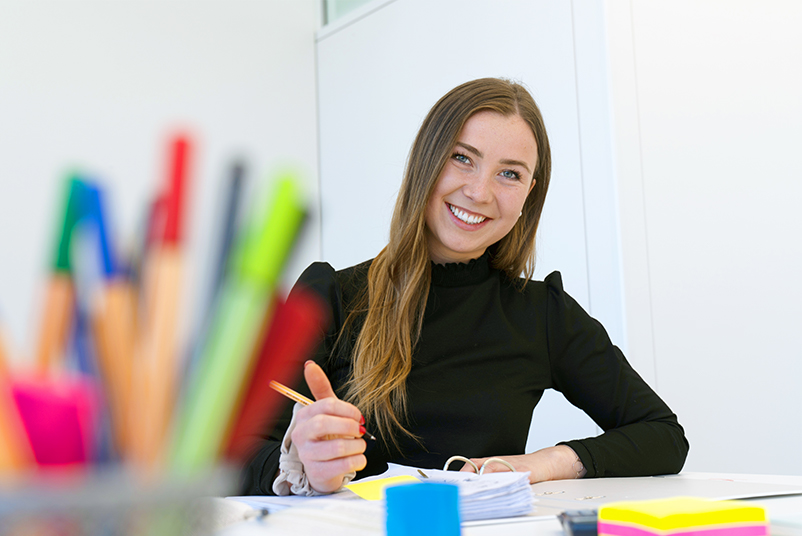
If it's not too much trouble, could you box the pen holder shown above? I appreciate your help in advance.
[385,482,460,536]
[0,465,237,536]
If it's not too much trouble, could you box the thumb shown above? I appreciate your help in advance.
[304,360,338,401]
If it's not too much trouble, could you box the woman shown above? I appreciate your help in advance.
[242,78,689,496]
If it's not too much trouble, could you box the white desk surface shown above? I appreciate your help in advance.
[216,472,802,536]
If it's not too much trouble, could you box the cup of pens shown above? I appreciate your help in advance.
[0,135,326,535]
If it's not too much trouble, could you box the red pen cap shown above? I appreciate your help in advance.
[162,134,191,245]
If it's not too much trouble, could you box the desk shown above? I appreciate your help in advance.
[214,472,802,536]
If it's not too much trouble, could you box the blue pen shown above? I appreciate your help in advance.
[183,160,246,383]
[71,179,120,462]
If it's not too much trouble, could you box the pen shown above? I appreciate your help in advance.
[169,173,307,475]
[269,380,377,441]
[132,135,190,468]
[35,176,83,373]
[225,288,329,462]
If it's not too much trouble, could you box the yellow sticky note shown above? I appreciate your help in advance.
[345,475,421,501]
[599,497,767,531]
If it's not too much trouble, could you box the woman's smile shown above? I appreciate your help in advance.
[447,203,489,226]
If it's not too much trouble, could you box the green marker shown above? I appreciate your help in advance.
[53,175,89,273]
[170,172,306,474]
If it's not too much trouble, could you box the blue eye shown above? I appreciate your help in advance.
[501,169,522,181]
[453,152,471,164]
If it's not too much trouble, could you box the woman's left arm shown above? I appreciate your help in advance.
[465,272,688,483]
[462,444,586,482]
[543,271,689,479]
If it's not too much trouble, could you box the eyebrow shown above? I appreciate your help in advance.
[455,141,532,174]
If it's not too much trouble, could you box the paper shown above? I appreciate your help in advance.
[349,463,535,522]
[230,463,536,523]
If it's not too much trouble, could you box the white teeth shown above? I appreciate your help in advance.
[449,204,486,225]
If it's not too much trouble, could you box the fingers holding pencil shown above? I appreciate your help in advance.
[289,408,368,494]
[270,362,370,493]
[304,360,376,440]
[270,362,375,441]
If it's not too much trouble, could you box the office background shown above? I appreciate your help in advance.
[1,0,800,476]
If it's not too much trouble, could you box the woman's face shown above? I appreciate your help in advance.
[424,110,537,265]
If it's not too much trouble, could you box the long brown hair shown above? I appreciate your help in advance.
[341,78,552,451]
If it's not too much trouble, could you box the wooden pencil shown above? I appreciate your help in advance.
[269,380,313,406]
[268,380,376,441]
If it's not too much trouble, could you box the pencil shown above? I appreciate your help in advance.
[268,380,313,406]
[268,380,376,441]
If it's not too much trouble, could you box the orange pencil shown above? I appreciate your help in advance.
[269,380,376,441]
[269,380,314,406]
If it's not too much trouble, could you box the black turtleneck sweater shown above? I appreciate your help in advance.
[241,253,688,495]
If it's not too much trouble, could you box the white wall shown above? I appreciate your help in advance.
[607,0,802,474]
[0,1,321,363]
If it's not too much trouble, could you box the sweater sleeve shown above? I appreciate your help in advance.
[239,262,342,495]
[544,271,689,477]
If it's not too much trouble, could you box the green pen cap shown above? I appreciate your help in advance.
[236,171,306,289]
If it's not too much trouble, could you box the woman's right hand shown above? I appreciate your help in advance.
[289,360,368,493]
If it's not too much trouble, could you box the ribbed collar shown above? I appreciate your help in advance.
[430,250,493,287]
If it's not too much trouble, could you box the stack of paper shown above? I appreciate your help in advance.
[230,463,535,524]
[352,463,534,522]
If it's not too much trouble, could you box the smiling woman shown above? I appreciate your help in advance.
[425,110,538,265]
[241,78,689,497]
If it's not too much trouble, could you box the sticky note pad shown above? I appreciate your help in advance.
[599,497,768,536]
[346,475,421,501]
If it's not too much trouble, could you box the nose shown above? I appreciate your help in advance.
[463,171,493,204]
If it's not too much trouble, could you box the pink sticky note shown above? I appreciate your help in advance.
[12,375,101,467]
